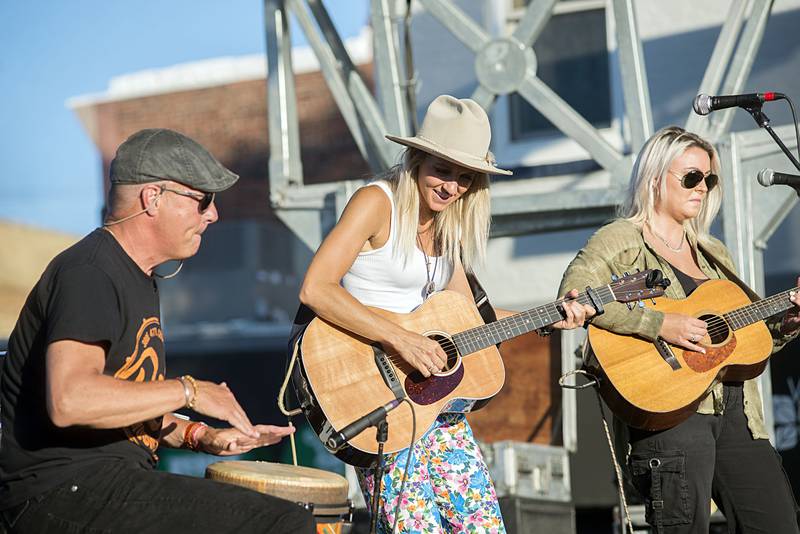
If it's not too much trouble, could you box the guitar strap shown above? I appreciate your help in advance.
[465,271,498,324]
[697,243,762,303]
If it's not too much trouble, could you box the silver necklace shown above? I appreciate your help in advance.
[417,233,439,299]
[649,225,685,253]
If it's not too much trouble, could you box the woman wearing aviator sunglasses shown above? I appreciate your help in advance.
[560,126,800,533]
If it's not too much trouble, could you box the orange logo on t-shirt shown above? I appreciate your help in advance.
[114,317,165,455]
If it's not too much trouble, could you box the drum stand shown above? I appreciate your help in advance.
[370,420,389,534]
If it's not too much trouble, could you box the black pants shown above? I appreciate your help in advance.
[628,382,799,534]
[0,460,315,534]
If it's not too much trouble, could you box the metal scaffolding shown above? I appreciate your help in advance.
[263,0,799,507]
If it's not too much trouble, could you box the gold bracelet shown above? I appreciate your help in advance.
[180,375,198,410]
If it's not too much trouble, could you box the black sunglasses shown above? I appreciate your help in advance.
[159,186,215,213]
[669,169,718,191]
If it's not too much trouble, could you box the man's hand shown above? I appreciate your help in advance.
[192,381,259,438]
[198,424,296,456]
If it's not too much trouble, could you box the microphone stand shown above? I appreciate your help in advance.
[745,105,800,173]
[369,420,389,534]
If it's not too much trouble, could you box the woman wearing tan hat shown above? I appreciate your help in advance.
[300,95,594,532]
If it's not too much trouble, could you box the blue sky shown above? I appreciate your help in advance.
[0,1,367,236]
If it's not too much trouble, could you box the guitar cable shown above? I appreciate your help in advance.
[277,340,303,466]
[560,369,634,534]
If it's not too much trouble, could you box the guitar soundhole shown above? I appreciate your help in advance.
[429,334,460,372]
[698,313,729,344]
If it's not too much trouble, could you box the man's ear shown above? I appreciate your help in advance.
[142,185,161,215]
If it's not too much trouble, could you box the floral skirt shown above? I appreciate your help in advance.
[357,413,505,534]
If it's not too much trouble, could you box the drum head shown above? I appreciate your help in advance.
[206,461,349,507]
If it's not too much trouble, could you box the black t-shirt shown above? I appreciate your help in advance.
[0,229,166,508]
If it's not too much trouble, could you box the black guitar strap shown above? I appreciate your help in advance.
[698,243,762,303]
[465,271,498,324]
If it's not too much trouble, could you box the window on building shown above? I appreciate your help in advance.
[508,0,611,141]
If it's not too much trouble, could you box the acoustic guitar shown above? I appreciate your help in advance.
[293,270,668,467]
[587,279,799,430]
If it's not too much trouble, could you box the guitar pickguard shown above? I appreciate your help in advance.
[683,334,737,372]
[682,313,737,373]
[405,364,465,405]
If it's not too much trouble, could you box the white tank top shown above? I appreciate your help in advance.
[341,181,453,313]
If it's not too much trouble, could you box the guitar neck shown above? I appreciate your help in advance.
[723,286,800,330]
[453,285,616,355]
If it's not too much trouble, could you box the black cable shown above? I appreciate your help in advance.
[782,95,800,163]
[390,399,416,534]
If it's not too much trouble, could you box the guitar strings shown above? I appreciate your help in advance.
[709,287,798,335]
[379,282,633,366]
[379,281,800,364]
[379,287,615,367]
[661,287,799,342]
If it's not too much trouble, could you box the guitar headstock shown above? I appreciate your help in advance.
[610,269,670,304]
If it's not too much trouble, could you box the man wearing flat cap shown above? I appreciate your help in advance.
[0,129,314,533]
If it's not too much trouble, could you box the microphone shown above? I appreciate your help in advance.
[326,398,403,450]
[693,92,784,116]
[757,168,800,190]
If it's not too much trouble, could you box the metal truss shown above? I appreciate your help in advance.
[265,0,780,241]
[263,0,795,446]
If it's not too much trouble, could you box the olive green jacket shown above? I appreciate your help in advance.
[559,218,798,439]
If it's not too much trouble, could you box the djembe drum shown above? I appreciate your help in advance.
[206,461,353,534]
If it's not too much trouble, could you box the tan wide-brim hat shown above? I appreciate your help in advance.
[386,95,512,176]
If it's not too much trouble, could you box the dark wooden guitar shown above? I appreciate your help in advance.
[588,279,799,430]
[293,270,668,467]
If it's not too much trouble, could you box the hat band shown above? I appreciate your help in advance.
[415,134,491,166]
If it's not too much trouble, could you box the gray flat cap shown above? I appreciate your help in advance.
[110,129,239,193]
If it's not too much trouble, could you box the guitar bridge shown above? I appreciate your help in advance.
[654,337,682,370]
[373,345,405,399]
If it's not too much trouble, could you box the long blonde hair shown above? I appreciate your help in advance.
[382,147,491,273]
[620,126,722,245]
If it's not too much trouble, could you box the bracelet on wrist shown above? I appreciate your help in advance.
[183,421,208,451]
[178,377,192,408]
[178,375,198,410]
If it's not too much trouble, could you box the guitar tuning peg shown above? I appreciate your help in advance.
[626,302,633,310]
[638,300,645,308]
[611,274,619,281]
[651,298,657,305]
[623,271,630,277]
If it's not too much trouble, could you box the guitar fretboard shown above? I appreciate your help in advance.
[724,286,800,330]
[452,287,615,356]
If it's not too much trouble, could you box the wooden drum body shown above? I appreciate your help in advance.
[206,461,352,532]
